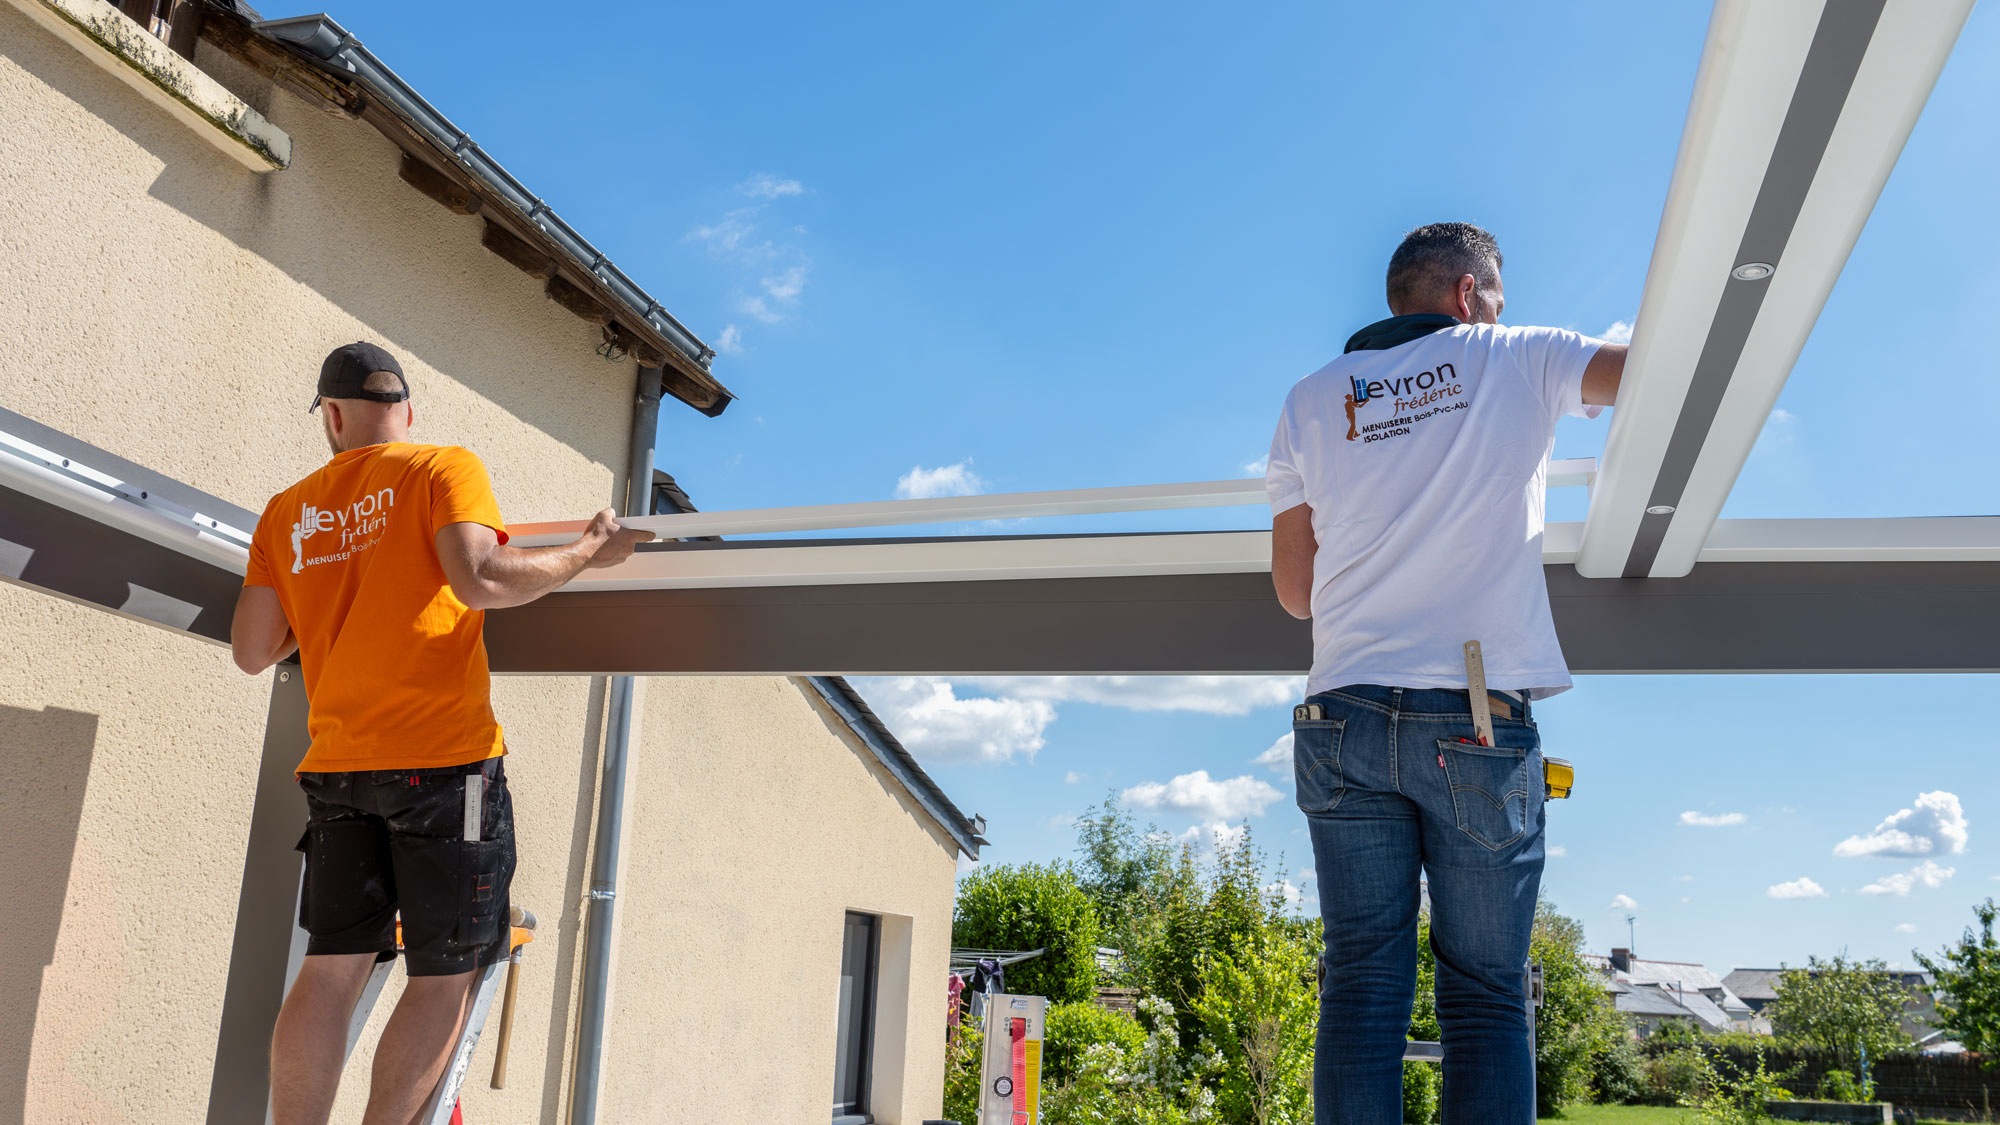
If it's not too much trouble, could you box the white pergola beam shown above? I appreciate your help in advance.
[509,458,1597,546]
[1577,0,1972,579]
[555,516,2000,593]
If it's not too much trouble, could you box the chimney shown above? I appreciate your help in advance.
[1611,948,1631,972]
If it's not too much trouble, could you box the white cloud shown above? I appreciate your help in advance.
[1768,877,1828,900]
[690,185,811,322]
[1265,878,1304,906]
[687,208,762,255]
[1601,319,1634,346]
[1064,771,1085,784]
[1680,811,1748,827]
[856,677,1054,764]
[1046,812,1078,832]
[1244,455,1269,477]
[1253,733,1292,773]
[962,676,1305,717]
[1609,894,1639,911]
[714,324,743,355]
[1895,923,1918,934]
[1859,860,1955,897]
[760,263,809,303]
[1834,792,1968,858]
[1673,875,1695,883]
[1125,770,1283,821]
[1548,845,1569,858]
[737,173,804,199]
[957,852,981,877]
[1178,819,1249,853]
[896,459,985,500]
[1681,897,1692,904]
[1753,406,1801,456]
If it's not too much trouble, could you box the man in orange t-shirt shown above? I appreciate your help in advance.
[232,342,651,1125]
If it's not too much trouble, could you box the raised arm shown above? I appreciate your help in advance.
[1582,343,1627,407]
[435,508,653,611]
[1271,503,1316,620]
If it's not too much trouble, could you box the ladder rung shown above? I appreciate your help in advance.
[1403,1041,1444,1062]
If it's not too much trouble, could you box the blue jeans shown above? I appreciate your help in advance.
[1295,685,1545,1125]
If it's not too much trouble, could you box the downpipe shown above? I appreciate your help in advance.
[566,365,662,1124]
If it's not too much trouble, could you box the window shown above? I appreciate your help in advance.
[832,911,879,1123]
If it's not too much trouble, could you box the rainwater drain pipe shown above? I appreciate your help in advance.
[567,364,662,1124]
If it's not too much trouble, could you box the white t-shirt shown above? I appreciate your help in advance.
[1265,321,1605,698]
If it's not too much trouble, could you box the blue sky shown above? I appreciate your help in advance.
[322,1,1998,971]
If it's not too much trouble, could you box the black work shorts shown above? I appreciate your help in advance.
[295,756,516,977]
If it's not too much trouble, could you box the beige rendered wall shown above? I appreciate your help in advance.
[603,677,959,1125]
[0,7,609,1122]
[0,8,963,1123]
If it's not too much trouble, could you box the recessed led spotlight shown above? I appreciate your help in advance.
[1646,505,1676,515]
[1732,262,1775,281]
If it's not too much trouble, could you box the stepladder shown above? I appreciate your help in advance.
[281,906,538,1124]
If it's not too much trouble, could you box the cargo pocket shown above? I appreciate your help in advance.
[294,827,312,930]
[1293,717,1347,815]
[456,836,516,951]
[1437,739,1536,850]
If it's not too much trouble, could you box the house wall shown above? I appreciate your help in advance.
[603,678,958,1124]
[0,7,957,1122]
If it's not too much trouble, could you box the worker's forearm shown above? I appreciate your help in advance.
[232,629,298,675]
[463,539,601,610]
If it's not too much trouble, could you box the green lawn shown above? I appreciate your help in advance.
[1539,1105,1958,1125]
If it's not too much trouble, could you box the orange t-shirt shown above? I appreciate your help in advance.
[245,443,509,773]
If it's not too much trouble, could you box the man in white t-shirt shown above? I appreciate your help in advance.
[1264,223,1625,1123]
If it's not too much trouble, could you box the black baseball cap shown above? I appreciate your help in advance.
[311,342,410,413]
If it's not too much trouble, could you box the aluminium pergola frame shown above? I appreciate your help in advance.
[0,2,1994,1120]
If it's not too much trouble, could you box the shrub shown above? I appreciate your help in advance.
[1816,1067,1864,1102]
[941,1025,983,1124]
[1646,1043,1708,1106]
[1679,1044,1798,1125]
[954,861,1103,1005]
[1188,927,1317,1125]
[1402,1060,1441,1123]
[1591,1034,1649,1105]
[1040,995,1222,1125]
[1044,1001,1146,1085]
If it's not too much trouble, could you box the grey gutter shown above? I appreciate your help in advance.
[248,15,722,390]
[567,366,664,1125]
[808,677,985,859]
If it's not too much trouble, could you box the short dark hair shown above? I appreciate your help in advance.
[1386,222,1503,312]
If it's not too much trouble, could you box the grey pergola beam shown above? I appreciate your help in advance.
[480,561,2000,677]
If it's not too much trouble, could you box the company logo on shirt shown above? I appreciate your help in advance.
[290,487,396,573]
[1344,364,1466,443]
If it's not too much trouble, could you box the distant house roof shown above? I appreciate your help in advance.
[1616,986,1697,1019]
[1586,954,1752,1021]
[1723,968,1784,1003]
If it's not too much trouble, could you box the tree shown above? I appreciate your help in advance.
[1763,952,1915,1076]
[953,861,1103,1004]
[1073,795,1174,946]
[1531,900,1626,1115]
[1915,897,2000,1063]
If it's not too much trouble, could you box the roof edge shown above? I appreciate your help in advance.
[807,676,984,860]
[233,11,733,417]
